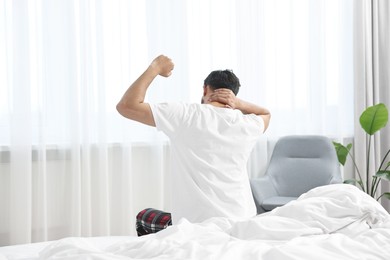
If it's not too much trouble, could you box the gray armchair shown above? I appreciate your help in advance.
[250,135,342,214]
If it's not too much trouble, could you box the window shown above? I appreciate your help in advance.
[0,0,354,146]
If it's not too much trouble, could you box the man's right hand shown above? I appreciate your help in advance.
[149,55,174,77]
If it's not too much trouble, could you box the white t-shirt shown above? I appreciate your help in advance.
[150,103,264,223]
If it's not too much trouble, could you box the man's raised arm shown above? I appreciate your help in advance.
[116,55,174,126]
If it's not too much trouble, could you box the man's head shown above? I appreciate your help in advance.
[203,70,240,95]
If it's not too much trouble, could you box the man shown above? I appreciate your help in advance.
[117,55,270,228]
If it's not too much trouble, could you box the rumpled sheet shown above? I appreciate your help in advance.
[39,184,390,260]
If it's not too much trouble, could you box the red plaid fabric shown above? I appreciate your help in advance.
[136,208,172,236]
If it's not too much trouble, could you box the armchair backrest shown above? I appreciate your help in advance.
[267,135,342,197]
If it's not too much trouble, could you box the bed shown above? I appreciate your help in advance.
[1,184,390,260]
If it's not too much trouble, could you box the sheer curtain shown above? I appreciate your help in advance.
[0,0,354,246]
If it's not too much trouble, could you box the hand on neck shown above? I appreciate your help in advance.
[207,101,228,108]
[201,85,231,108]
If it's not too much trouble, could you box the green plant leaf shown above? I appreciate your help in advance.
[344,179,357,185]
[359,103,388,135]
[375,170,390,181]
[333,142,352,166]
[382,192,390,200]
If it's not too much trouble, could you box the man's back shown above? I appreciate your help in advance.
[151,103,263,223]
[117,55,270,228]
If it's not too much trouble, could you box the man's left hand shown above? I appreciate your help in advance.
[208,88,240,109]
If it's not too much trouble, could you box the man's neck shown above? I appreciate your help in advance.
[207,101,228,108]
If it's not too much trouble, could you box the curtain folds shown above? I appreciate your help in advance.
[0,0,354,246]
[353,0,390,212]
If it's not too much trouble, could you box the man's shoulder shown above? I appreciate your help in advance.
[152,102,204,113]
[152,102,263,121]
[150,103,201,122]
[152,102,193,108]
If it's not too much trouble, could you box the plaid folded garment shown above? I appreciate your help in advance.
[136,208,172,236]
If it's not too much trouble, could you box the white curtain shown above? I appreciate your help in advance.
[0,0,354,246]
[353,0,390,212]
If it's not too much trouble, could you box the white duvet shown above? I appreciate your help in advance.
[7,184,390,259]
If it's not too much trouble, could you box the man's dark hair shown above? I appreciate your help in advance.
[203,70,240,95]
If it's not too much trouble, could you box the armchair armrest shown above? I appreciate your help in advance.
[250,175,278,214]
[330,169,343,184]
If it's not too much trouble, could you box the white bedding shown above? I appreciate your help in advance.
[1,184,390,260]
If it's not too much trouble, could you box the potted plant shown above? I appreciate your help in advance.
[333,103,390,201]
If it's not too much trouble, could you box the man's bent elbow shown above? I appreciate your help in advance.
[116,102,127,117]
[116,102,136,120]
[116,102,156,127]
[262,113,271,133]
